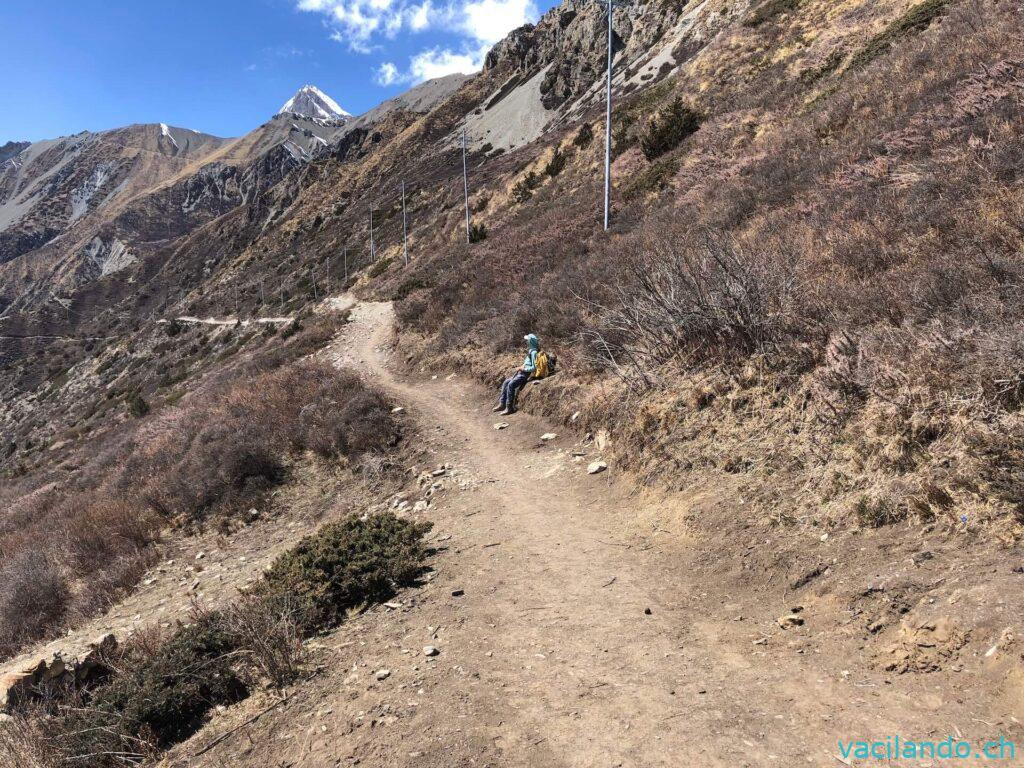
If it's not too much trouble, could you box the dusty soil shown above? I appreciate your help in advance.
[147,299,1023,768]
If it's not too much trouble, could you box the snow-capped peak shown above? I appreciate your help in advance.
[278,85,350,122]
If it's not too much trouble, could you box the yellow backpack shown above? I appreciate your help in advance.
[532,350,553,380]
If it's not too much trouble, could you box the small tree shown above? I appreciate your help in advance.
[640,97,702,160]
[544,147,567,178]
[127,392,150,418]
[469,223,488,243]
[573,123,594,148]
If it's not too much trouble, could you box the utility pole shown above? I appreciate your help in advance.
[260,278,265,306]
[369,205,376,261]
[603,0,616,231]
[344,247,348,285]
[462,128,471,243]
[401,181,409,266]
[312,268,318,302]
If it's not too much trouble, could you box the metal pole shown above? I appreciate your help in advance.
[260,279,265,306]
[344,247,348,284]
[366,204,374,262]
[401,181,408,265]
[312,268,318,302]
[604,0,613,231]
[462,128,471,243]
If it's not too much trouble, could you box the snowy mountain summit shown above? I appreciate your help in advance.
[278,85,350,122]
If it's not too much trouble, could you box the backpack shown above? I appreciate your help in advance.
[532,350,557,380]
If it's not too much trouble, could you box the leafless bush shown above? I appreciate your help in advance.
[0,706,54,768]
[0,550,68,659]
[584,225,811,387]
[222,591,308,690]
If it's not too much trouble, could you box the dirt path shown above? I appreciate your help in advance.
[154,298,1020,767]
[199,299,1000,768]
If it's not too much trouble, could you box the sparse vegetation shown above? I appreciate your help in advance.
[368,256,393,278]
[0,358,398,661]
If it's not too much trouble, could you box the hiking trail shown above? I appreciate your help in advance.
[174,297,983,768]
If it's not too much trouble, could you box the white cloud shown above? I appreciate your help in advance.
[460,0,536,44]
[296,0,538,54]
[409,46,484,81]
[374,61,401,85]
[372,44,485,88]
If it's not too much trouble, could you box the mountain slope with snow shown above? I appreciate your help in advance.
[278,85,351,122]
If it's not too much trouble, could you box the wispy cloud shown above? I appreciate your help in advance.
[296,0,538,81]
[374,61,401,85]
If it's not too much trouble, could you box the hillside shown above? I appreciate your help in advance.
[1,0,1023,764]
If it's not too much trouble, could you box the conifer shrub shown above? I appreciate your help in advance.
[469,222,488,243]
[257,513,432,633]
[639,97,702,160]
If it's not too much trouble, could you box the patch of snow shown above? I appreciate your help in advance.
[160,123,179,150]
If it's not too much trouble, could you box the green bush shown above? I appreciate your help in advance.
[511,171,542,203]
[469,222,488,243]
[258,513,432,633]
[623,157,680,200]
[52,615,246,766]
[640,97,702,161]
[544,147,567,178]
[126,391,149,418]
[573,124,594,148]
[848,0,952,70]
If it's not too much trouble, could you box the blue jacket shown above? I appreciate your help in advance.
[522,334,539,373]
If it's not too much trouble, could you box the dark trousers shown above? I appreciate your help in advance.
[500,371,529,409]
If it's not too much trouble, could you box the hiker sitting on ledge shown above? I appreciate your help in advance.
[494,333,555,416]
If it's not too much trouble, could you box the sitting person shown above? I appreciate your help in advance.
[494,333,540,416]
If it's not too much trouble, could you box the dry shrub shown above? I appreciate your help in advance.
[0,706,53,768]
[129,362,398,525]
[584,224,813,387]
[0,550,69,660]
[222,591,308,690]
[0,361,396,663]
[12,511,431,767]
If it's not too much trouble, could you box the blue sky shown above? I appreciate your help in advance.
[0,0,557,143]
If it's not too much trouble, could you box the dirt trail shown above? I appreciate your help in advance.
[182,298,1004,768]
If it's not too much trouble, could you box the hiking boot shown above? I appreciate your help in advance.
[500,407,515,416]
[492,404,504,413]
